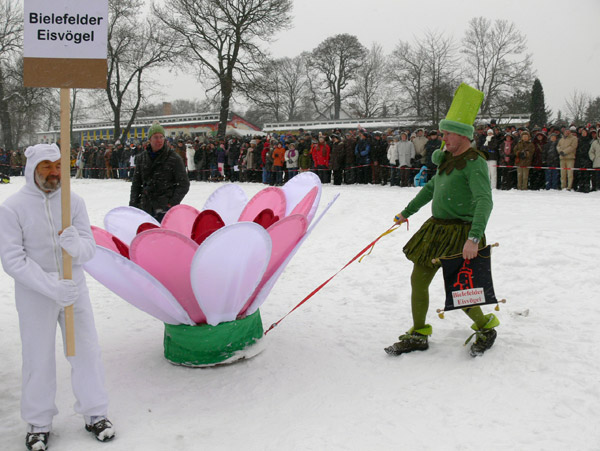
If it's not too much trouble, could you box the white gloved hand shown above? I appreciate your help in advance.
[59,225,82,258]
[56,279,78,307]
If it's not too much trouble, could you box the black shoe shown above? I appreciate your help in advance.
[26,432,49,450]
[85,418,115,442]
[469,328,497,357]
[384,332,429,355]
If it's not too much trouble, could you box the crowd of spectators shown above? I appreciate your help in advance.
[2,120,600,192]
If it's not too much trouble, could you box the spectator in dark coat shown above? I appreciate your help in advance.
[542,132,560,190]
[530,131,547,190]
[129,121,190,221]
[216,142,226,180]
[424,130,442,181]
[194,142,207,181]
[95,146,106,179]
[330,134,345,185]
[574,128,592,193]
[227,138,241,182]
[498,134,515,190]
[370,132,387,185]
[354,131,371,184]
[343,131,356,184]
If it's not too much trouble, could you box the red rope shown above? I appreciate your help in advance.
[264,221,406,334]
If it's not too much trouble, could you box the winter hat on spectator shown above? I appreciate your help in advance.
[115,140,121,145]
[24,143,61,187]
[569,126,577,132]
[439,83,484,140]
[147,121,166,138]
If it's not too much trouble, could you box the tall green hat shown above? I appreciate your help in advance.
[439,83,484,139]
[147,120,166,138]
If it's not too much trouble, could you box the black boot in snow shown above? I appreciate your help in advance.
[385,329,429,355]
[26,432,49,450]
[465,313,499,357]
[468,328,497,357]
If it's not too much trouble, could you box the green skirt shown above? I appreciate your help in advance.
[163,310,264,367]
[403,217,486,268]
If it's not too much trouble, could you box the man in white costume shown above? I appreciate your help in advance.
[0,144,114,450]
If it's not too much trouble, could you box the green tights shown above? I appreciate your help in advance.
[410,263,488,330]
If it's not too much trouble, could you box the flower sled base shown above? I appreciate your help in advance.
[163,310,264,367]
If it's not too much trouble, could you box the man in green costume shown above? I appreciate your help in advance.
[385,116,500,357]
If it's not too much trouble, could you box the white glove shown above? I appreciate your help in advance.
[59,225,82,258]
[55,279,78,307]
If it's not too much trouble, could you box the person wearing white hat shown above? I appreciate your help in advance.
[0,144,114,450]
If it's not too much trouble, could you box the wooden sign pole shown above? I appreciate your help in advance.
[60,87,75,357]
[24,0,109,357]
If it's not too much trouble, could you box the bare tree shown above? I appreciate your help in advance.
[154,0,293,138]
[309,34,366,120]
[388,31,457,125]
[419,30,458,125]
[565,90,590,124]
[103,0,177,142]
[0,58,57,147]
[348,43,388,118]
[388,41,426,116]
[0,0,23,149]
[279,56,308,120]
[240,55,308,122]
[461,17,534,116]
[240,59,285,122]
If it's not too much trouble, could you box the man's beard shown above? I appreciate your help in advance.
[35,171,61,192]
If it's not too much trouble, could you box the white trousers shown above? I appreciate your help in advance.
[16,284,109,428]
[487,160,497,189]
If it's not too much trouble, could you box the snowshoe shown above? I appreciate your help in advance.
[85,418,115,442]
[384,325,432,355]
[26,432,49,450]
[465,313,499,357]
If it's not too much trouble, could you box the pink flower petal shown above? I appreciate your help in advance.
[239,214,307,315]
[238,187,286,223]
[84,246,194,325]
[130,229,206,324]
[161,204,201,237]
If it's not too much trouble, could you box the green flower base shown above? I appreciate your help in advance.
[164,310,264,367]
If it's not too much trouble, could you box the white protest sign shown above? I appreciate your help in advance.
[24,0,108,59]
[23,0,108,89]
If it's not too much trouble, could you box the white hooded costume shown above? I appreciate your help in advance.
[0,143,109,430]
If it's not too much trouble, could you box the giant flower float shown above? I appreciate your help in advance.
[84,173,337,366]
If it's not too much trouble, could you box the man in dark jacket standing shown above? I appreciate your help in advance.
[129,121,190,221]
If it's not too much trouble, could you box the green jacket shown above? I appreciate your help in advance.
[401,148,493,239]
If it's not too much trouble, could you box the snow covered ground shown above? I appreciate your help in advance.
[1,177,599,451]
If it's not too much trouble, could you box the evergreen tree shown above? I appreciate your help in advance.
[530,78,548,128]
[585,97,600,123]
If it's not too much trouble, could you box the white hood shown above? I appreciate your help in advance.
[24,143,61,188]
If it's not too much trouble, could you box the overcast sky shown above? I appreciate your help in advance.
[155,0,600,119]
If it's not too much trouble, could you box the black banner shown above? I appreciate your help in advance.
[440,245,498,312]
